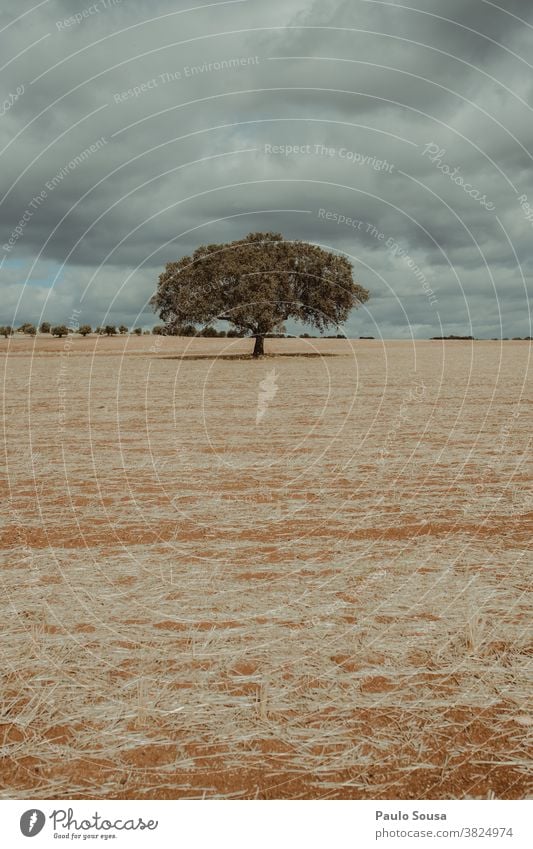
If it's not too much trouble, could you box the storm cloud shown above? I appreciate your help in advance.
[1,0,532,337]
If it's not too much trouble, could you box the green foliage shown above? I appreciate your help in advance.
[0,326,14,338]
[40,322,51,333]
[78,325,92,336]
[132,327,142,335]
[104,325,117,336]
[152,232,369,356]
[118,325,129,334]
[51,325,69,338]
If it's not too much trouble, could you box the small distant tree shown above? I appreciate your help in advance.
[40,322,51,333]
[78,325,92,336]
[118,324,129,334]
[152,325,165,335]
[0,326,14,338]
[152,232,370,357]
[52,325,69,338]
[104,325,117,336]
[18,322,36,335]
[179,324,197,336]
[132,327,142,336]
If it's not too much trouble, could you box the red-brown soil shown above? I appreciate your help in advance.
[0,336,531,798]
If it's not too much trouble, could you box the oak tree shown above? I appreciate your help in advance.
[151,232,369,357]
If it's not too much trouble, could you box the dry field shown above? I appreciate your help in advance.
[1,335,531,799]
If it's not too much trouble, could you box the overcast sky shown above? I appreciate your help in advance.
[1,0,532,338]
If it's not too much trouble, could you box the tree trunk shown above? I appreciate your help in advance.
[252,334,265,358]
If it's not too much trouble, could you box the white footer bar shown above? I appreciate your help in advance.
[2,799,531,848]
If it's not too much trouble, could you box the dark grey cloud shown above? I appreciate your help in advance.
[0,0,531,337]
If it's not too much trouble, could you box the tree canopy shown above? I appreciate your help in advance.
[151,232,369,356]
[51,325,68,337]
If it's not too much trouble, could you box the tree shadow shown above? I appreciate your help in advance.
[157,352,341,360]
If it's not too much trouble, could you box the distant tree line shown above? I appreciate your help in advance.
[1,324,529,341]
[0,323,146,337]
[431,335,532,341]
[1,322,246,337]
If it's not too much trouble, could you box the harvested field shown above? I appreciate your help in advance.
[0,336,531,799]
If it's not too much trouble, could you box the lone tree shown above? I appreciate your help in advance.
[104,325,117,336]
[151,232,369,357]
[40,322,51,333]
[78,324,92,336]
